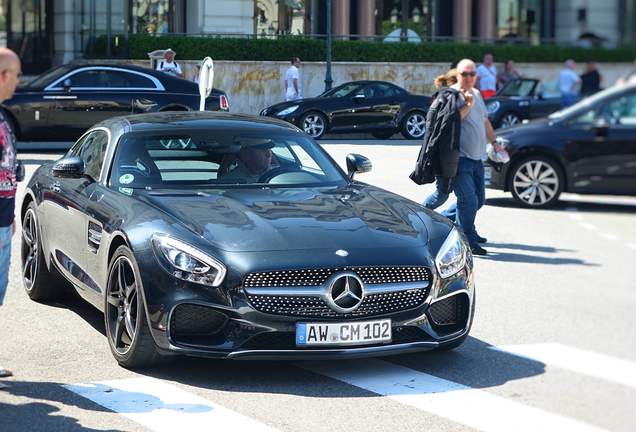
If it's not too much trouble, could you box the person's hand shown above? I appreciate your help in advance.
[492,141,503,153]
[463,90,474,106]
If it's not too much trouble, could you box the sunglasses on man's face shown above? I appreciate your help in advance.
[461,71,477,77]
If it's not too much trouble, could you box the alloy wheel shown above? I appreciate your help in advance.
[106,256,139,355]
[302,114,325,138]
[501,114,520,128]
[21,209,39,291]
[405,113,426,138]
[512,160,559,206]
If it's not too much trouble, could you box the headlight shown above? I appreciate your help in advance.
[487,101,500,114]
[277,105,299,116]
[495,136,510,148]
[151,235,226,287]
[435,228,467,279]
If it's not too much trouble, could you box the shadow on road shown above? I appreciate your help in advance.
[484,242,575,254]
[135,336,545,398]
[0,381,123,432]
[486,197,636,214]
[43,292,106,337]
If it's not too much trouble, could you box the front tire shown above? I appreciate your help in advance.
[300,111,327,139]
[21,203,67,301]
[499,112,521,128]
[105,245,161,369]
[401,111,426,139]
[508,155,564,208]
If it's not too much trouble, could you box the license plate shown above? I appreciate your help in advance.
[296,319,392,346]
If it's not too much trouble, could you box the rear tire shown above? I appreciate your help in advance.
[21,202,68,301]
[508,155,564,208]
[104,245,162,369]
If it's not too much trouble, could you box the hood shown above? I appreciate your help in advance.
[139,184,429,253]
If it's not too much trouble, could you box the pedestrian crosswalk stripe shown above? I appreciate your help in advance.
[302,358,606,432]
[64,377,278,432]
[493,343,636,390]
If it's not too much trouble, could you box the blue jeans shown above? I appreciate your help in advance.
[453,157,486,247]
[423,177,450,210]
[561,92,578,108]
[0,225,12,306]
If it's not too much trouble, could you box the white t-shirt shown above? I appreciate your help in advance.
[284,66,302,101]
[559,68,580,94]
[477,64,497,91]
[157,60,182,77]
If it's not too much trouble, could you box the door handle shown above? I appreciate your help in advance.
[52,182,61,193]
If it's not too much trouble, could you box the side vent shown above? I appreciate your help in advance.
[88,222,102,253]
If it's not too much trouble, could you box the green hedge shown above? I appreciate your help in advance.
[127,35,636,63]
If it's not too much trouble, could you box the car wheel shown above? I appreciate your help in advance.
[401,111,426,139]
[21,203,67,301]
[371,130,395,140]
[500,113,521,128]
[508,156,564,208]
[105,245,161,369]
[300,112,327,139]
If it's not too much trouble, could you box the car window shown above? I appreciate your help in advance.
[69,130,109,180]
[600,93,636,126]
[499,80,536,97]
[110,130,346,189]
[538,81,561,98]
[66,69,156,89]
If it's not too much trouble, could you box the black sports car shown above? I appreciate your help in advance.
[260,80,431,140]
[487,82,636,208]
[486,78,562,129]
[21,111,474,368]
[1,63,229,142]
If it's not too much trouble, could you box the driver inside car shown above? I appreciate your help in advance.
[223,141,280,182]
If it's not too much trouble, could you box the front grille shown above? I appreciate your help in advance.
[247,288,429,318]
[170,304,227,338]
[241,326,433,350]
[428,293,469,336]
[244,266,431,288]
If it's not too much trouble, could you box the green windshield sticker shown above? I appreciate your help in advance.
[118,187,133,196]
[119,174,135,185]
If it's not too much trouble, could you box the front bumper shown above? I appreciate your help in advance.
[136,249,475,360]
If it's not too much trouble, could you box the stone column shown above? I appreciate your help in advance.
[357,0,375,38]
[478,0,496,41]
[333,0,351,37]
[453,0,472,42]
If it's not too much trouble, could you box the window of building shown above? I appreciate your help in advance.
[132,0,172,34]
[255,0,309,36]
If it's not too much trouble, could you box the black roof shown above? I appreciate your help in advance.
[103,111,301,134]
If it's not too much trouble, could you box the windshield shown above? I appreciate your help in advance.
[549,84,628,120]
[27,65,70,88]
[110,129,347,190]
[498,79,536,97]
[321,83,362,98]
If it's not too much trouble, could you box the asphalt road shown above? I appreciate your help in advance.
[1,141,635,432]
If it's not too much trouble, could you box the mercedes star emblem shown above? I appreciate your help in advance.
[325,272,365,313]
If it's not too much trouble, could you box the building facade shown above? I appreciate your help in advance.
[2,0,635,74]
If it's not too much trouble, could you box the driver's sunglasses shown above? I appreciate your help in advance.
[461,71,477,77]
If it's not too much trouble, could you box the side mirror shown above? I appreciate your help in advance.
[62,78,72,93]
[352,93,366,102]
[346,153,372,180]
[52,156,85,179]
[592,118,609,137]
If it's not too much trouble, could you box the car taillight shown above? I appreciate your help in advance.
[220,95,229,111]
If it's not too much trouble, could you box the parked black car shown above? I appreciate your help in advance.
[487,82,636,208]
[486,78,562,129]
[1,63,229,141]
[261,80,431,140]
[21,111,474,368]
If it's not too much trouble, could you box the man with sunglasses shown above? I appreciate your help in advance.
[450,59,499,256]
[0,48,20,383]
